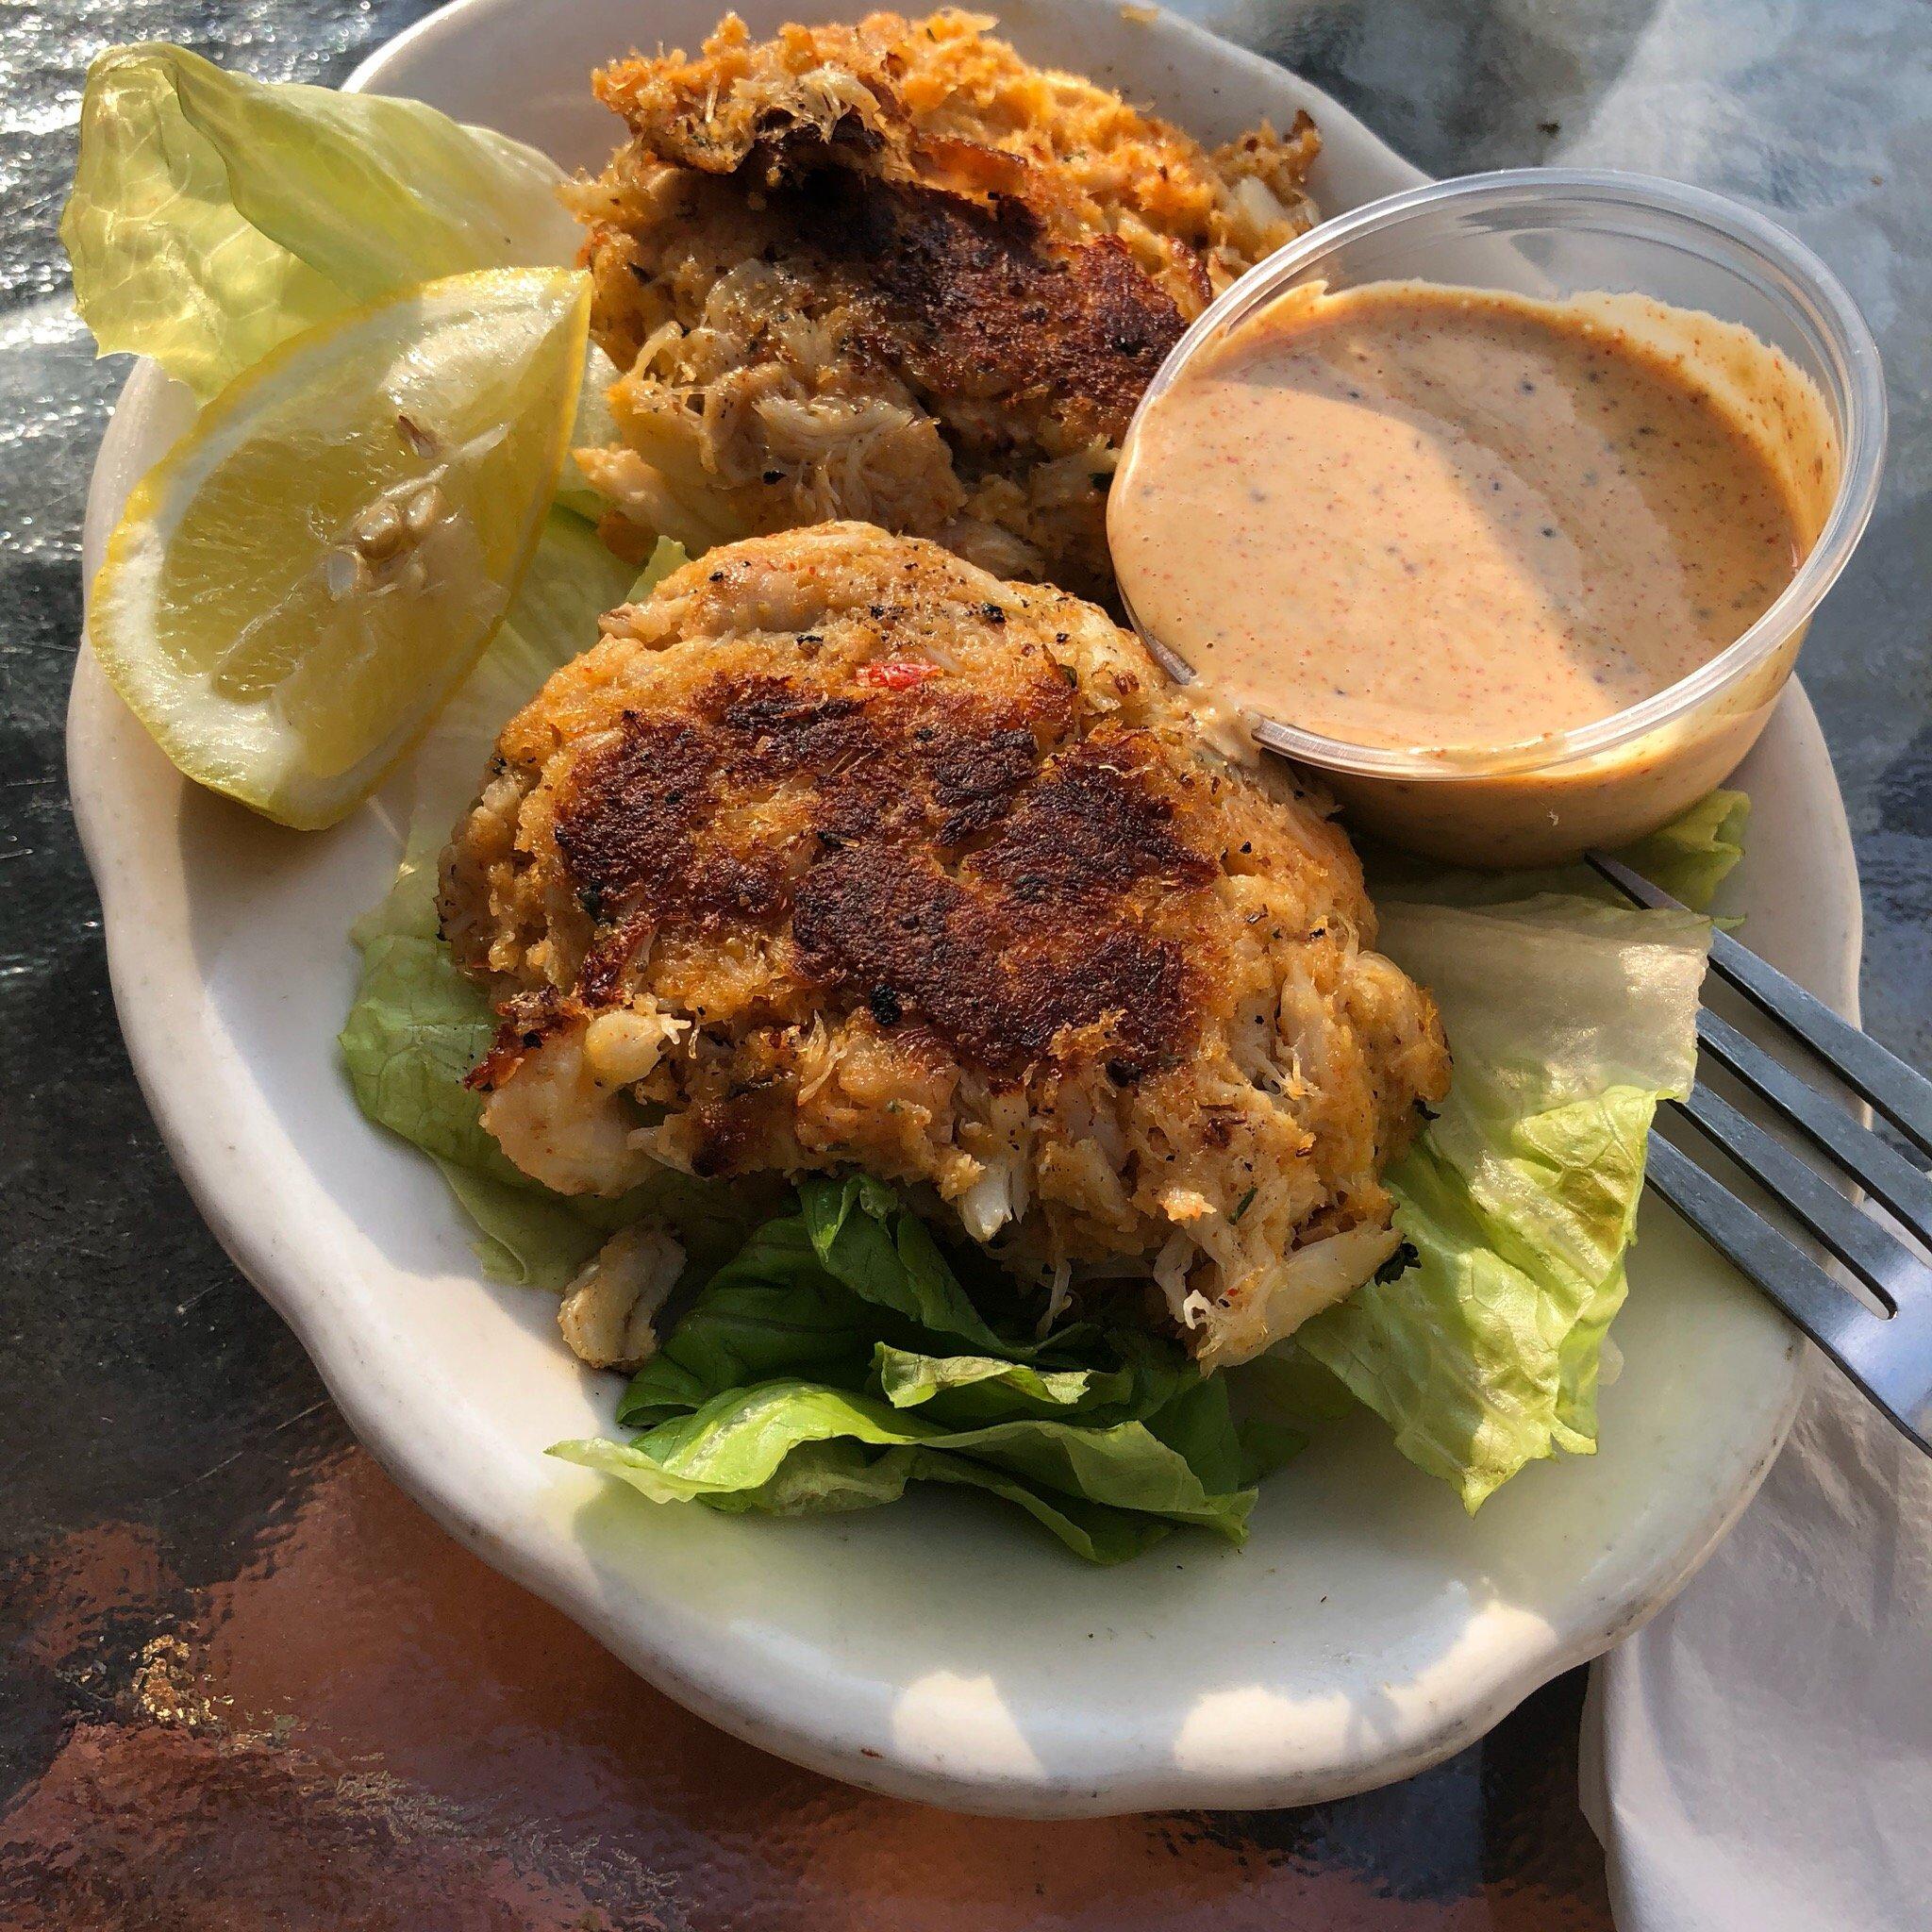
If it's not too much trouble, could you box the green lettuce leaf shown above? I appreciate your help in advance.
[579,1430,1172,1565]
[618,1177,1192,1422]
[1298,890,1713,1508]
[433,1160,618,1293]
[1618,787,1749,913]
[558,344,626,520]
[339,843,760,1293]
[1282,794,1744,1510]
[580,1177,1250,1559]
[873,1337,1190,1427]
[339,521,720,1287]
[1362,790,1749,917]
[62,42,579,399]
[875,1348,1107,1410]
[340,856,519,1183]
[798,1174,1027,1356]
[553,1375,1253,1563]
[1222,1342,1350,1480]
[615,1213,880,1422]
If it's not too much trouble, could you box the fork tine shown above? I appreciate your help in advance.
[1589,851,1932,1160]
[1673,1084,1913,1310]
[1696,1008,1932,1252]
[1645,1135,1932,1454]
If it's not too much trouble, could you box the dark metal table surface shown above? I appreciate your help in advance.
[4,2,1926,1925]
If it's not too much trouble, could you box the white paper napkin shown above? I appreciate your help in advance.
[1581,1355,1932,1931]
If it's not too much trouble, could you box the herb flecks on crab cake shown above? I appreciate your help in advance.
[439,524,1447,1370]
[565,9,1322,601]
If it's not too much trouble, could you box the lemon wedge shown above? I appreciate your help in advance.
[88,267,591,827]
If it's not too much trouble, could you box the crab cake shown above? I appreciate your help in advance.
[566,9,1322,601]
[440,523,1448,1368]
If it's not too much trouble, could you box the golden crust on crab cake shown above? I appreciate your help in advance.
[440,523,1447,1368]
[566,9,1321,601]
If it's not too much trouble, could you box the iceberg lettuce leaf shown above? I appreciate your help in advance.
[1298,890,1713,1508]
[1618,789,1749,913]
[338,520,724,1285]
[1361,791,1749,915]
[63,42,578,398]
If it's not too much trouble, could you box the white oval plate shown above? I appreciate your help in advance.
[67,0,1852,1816]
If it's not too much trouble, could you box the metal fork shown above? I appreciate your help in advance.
[1588,852,1932,1454]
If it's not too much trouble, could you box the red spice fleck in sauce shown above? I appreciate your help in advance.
[1108,280,1810,756]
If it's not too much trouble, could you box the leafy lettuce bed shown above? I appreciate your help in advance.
[559,1175,1263,1565]
[67,42,1749,1560]
[341,518,1742,1555]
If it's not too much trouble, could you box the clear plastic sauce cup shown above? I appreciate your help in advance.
[1108,170,1886,867]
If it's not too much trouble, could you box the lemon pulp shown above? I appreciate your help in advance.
[89,267,591,826]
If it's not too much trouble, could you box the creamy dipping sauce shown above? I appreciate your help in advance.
[1112,280,1809,750]
[1105,274,1839,869]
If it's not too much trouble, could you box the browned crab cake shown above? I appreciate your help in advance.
[566,9,1323,601]
[440,522,1448,1367]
